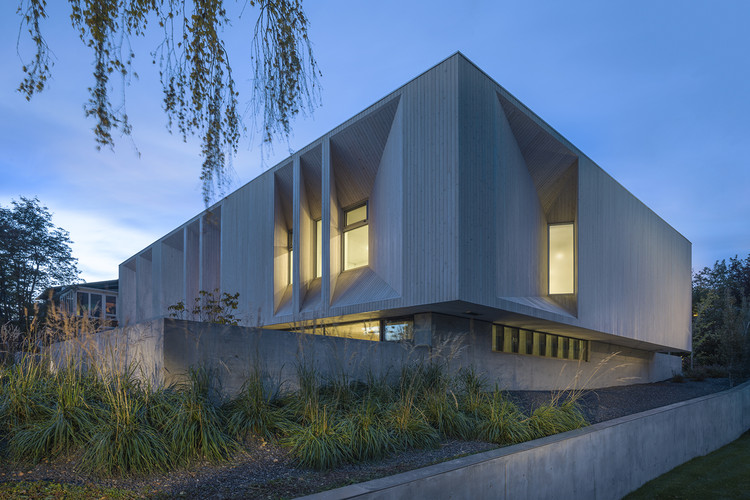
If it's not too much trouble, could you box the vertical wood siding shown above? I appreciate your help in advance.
[118,53,690,352]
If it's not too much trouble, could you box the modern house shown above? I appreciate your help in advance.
[118,53,691,389]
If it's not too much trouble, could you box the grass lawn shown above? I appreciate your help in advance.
[625,431,750,500]
[0,481,139,499]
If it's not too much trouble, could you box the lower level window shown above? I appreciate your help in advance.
[492,324,588,361]
[285,316,414,342]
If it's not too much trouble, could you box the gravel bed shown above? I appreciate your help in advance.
[0,377,736,499]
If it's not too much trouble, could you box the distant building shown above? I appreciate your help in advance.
[38,279,118,323]
[117,53,691,388]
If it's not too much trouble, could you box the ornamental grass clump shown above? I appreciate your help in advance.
[341,398,394,461]
[9,363,101,463]
[282,406,351,470]
[225,366,285,441]
[81,374,172,475]
[161,368,236,463]
[476,389,531,445]
[527,396,587,439]
[387,398,439,451]
[420,389,475,440]
[0,354,50,436]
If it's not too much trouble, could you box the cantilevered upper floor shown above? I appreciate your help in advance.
[119,53,691,354]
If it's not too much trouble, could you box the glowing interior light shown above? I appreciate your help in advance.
[549,223,574,294]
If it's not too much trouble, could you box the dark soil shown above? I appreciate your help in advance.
[0,377,735,499]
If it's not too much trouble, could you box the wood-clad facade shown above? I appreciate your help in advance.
[119,53,691,374]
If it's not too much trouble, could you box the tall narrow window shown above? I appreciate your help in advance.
[549,223,574,294]
[314,219,322,279]
[105,295,117,317]
[77,292,89,316]
[287,230,293,285]
[343,202,368,270]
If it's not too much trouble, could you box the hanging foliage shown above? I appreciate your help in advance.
[15,0,321,204]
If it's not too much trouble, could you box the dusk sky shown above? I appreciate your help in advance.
[1,1,748,282]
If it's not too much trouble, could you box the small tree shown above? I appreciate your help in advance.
[168,289,240,325]
[0,197,80,329]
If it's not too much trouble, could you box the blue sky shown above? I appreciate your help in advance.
[1,1,749,282]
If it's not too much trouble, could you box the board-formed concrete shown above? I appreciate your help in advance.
[48,319,679,394]
[300,381,750,500]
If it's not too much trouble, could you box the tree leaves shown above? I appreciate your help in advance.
[0,197,80,327]
[16,0,321,205]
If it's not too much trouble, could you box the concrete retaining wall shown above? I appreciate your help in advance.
[47,317,680,394]
[46,319,164,386]
[302,381,750,500]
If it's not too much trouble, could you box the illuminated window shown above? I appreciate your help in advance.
[343,202,368,270]
[492,324,588,361]
[105,296,117,317]
[384,319,414,341]
[324,321,380,341]
[287,230,293,285]
[549,223,574,294]
[314,219,322,279]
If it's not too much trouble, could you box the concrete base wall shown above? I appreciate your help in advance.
[47,319,164,386]
[303,380,750,500]
[47,316,680,394]
[427,313,681,390]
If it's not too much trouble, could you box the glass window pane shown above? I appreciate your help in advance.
[105,296,117,316]
[523,330,533,354]
[537,332,547,356]
[550,335,559,358]
[549,223,574,294]
[315,219,322,278]
[344,225,368,270]
[493,325,504,352]
[511,328,520,353]
[385,320,413,341]
[288,230,293,285]
[326,321,379,341]
[345,204,367,226]
[77,292,89,315]
[90,294,102,316]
